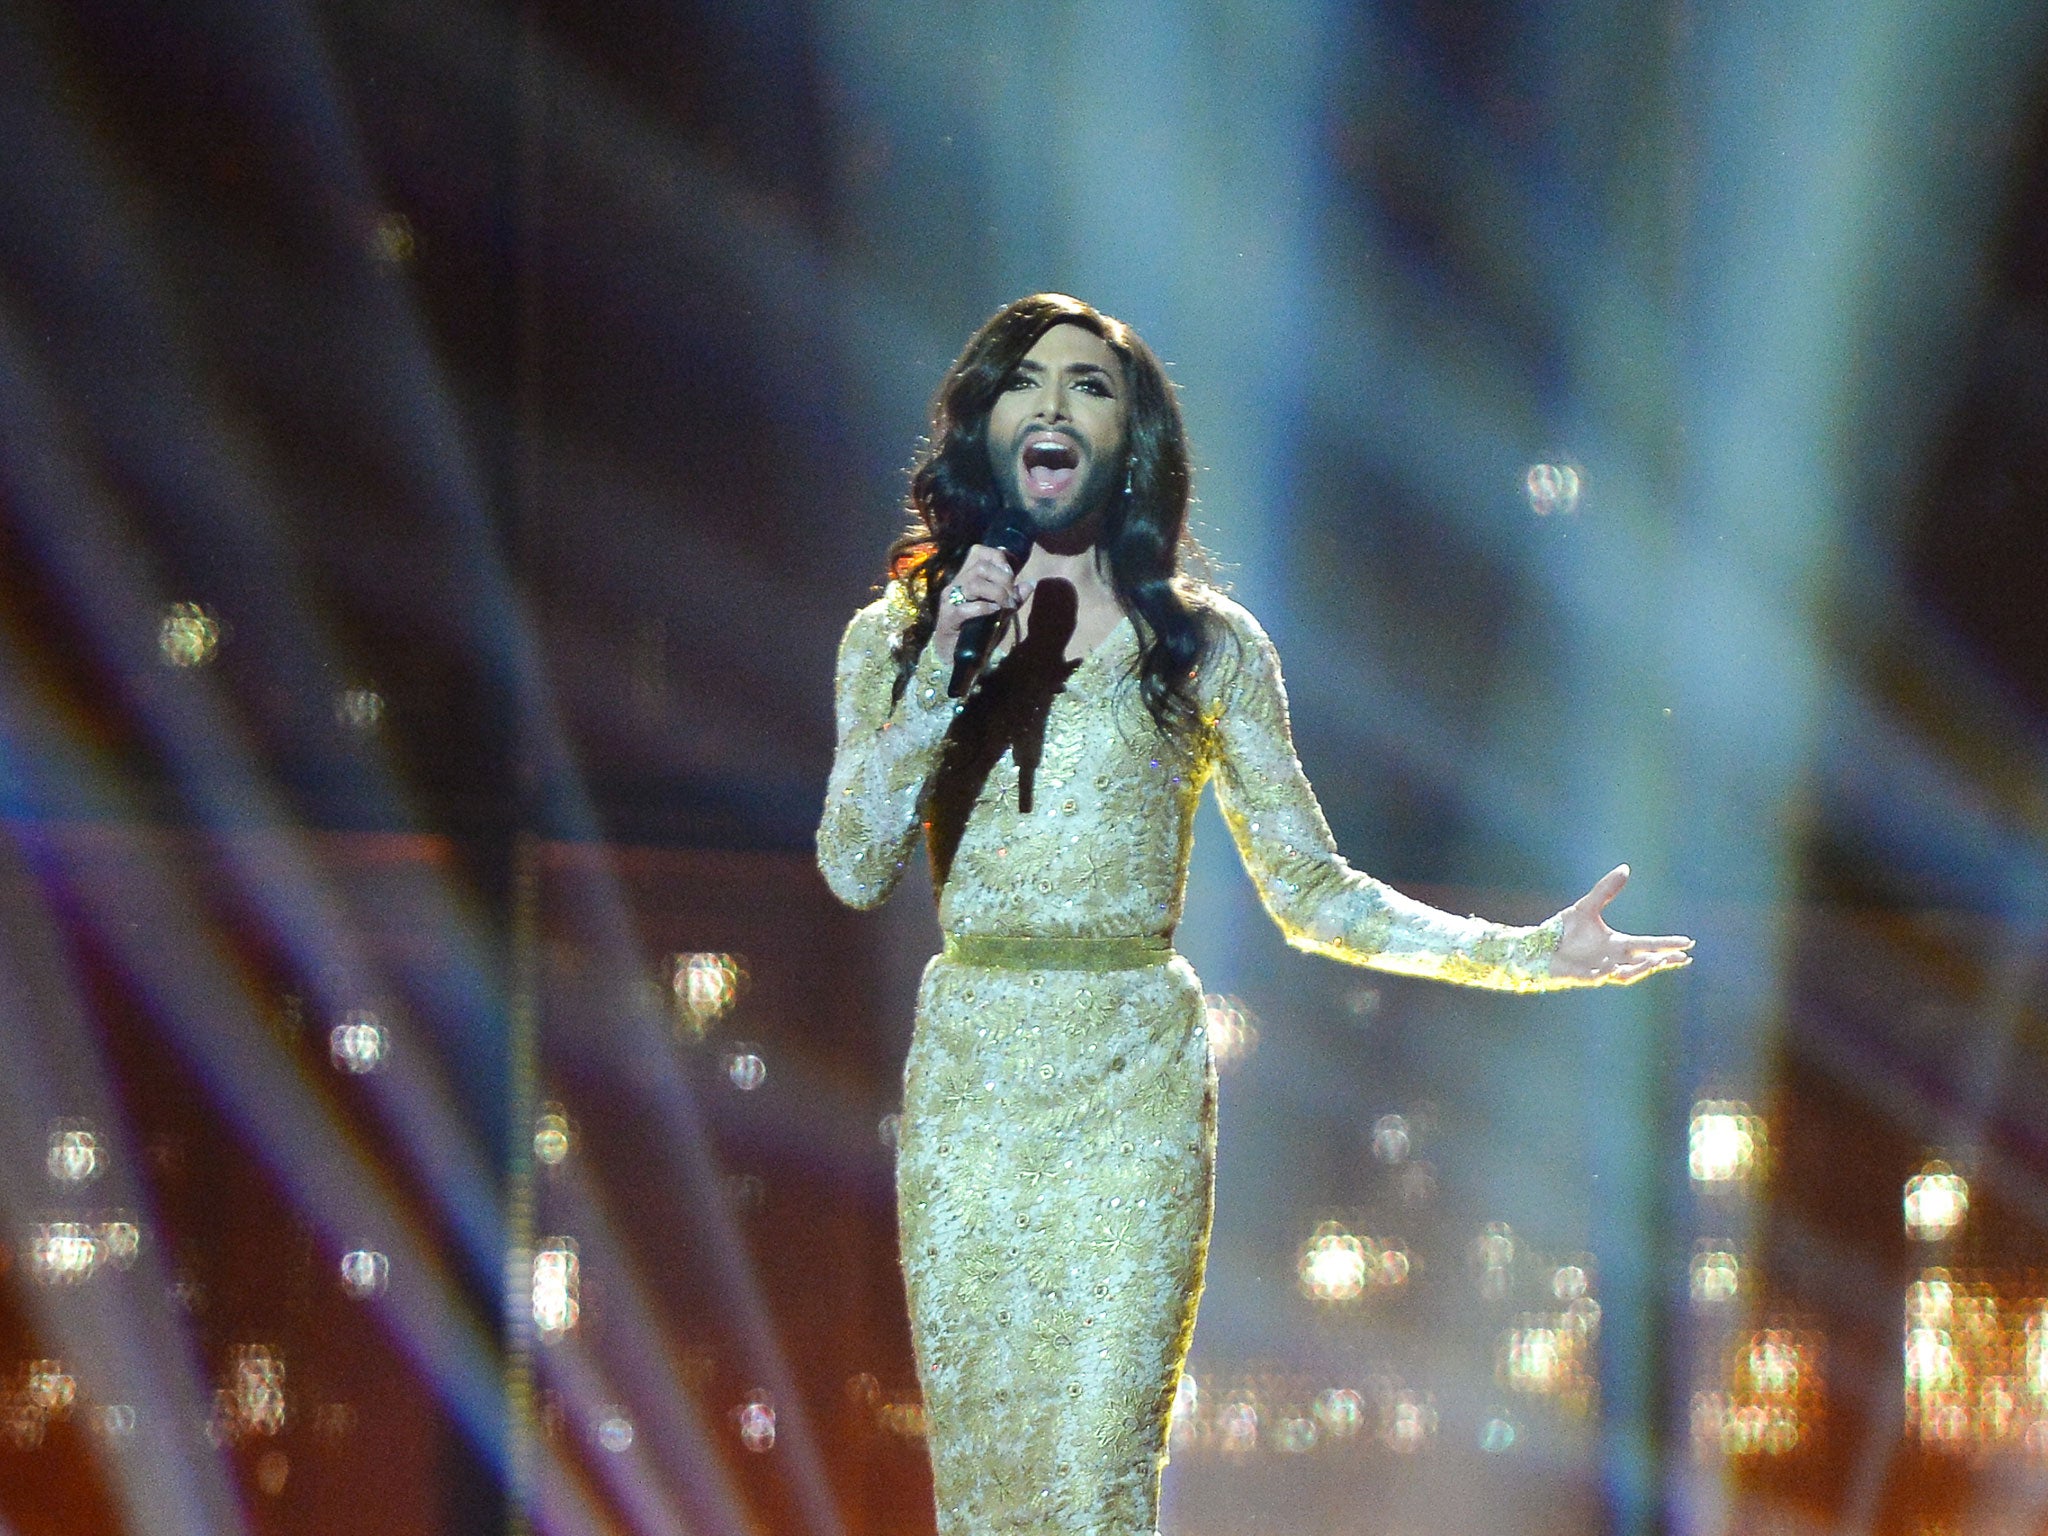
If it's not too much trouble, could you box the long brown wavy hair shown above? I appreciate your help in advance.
[889,293,1216,739]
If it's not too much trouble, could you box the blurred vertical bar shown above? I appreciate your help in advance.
[1524,1,1693,1527]
[505,1,548,1530]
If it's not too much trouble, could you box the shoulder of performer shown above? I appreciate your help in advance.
[1181,583,1265,642]
[841,579,921,651]
[1179,582,1278,695]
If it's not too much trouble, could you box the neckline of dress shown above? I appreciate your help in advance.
[1070,610,1134,673]
[994,609,1133,680]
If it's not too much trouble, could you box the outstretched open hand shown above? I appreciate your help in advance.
[1549,865,1693,986]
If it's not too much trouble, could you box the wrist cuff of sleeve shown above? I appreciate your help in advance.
[1527,912,1568,980]
[905,642,957,721]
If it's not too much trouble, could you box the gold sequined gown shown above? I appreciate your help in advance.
[818,582,1566,1536]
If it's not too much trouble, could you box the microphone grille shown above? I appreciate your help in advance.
[986,516,1035,568]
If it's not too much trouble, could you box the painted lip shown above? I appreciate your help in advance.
[1015,428,1084,474]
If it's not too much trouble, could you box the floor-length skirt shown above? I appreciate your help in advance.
[896,951,1217,1535]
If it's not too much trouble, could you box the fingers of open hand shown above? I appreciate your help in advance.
[1552,918,1693,984]
[1628,933,1694,952]
[1605,950,1691,984]
[1576,864,1629,915]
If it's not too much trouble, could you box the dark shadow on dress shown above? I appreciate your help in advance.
[927,578,1081,891]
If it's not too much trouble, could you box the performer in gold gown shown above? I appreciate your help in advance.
[818,294,1691,1535]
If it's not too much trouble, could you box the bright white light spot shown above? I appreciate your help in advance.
[1203,995,1258,1068]
[1907,1273,1955,1325]
[329,1011,388,1074]
[31,1222,104,1284]
[1371,1113,1410,1164]
[1691,1246,1741,1306]
[1904,1162,1969,1242]
[1904,1326,1955,1390]
[724,1046,766,1092]
[47,1124,102,1183]
[1480,1416,1517,1453]
[1552,1264,1590,1302]
[597,1412,635,1453]
[672,952,743,1034]
[737,1395,776,1452]
[1169,1374,1201,1449]
[1525,462,1582,517]
[1504,1326,1562,1392]
[339,1250,389,1300]
[534,1105,571,1166]
[1300,1223,1369,1302]
[1689,1100,1763,1183]
[533,1239,580,1340]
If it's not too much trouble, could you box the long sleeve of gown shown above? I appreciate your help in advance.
[817,590,956,909]
[1208,603,1566,992]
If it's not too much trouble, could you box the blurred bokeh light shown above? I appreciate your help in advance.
[338,1249,389,1300]
[1689,1100,1766,1184]
[328,1010,389,1074]
[672,951,744,1036]
[533,1239,580,1342]
[533,1103,572,1166]
[1904,1160,1971,1242]
[156,601,222,668]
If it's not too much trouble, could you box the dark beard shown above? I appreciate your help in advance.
[996,452,1121,537]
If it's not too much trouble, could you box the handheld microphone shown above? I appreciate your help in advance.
[947,515,1036,698]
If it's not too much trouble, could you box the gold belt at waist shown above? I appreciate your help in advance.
[941,933,1175,971]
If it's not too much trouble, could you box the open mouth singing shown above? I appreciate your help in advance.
[1020,434,1080,498]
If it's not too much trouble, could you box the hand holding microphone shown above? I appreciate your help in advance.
[938,518,1036,697]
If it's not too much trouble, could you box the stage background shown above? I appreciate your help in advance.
[1,2,2047,1532]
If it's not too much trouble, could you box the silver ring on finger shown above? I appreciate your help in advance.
[946,584,966,606]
